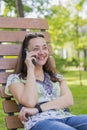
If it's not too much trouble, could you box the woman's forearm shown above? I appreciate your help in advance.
[21,69,38,107]
[41,80,74,111]
[40,93,74,112]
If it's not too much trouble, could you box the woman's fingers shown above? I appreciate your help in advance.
[18,107,29,122]
[18,107,38,122]
[18,113,28,122]
[25,51,38,66]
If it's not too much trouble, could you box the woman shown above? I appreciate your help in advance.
[5,33,87,130]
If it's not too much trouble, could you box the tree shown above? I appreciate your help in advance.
[16,0,24,17]
[1,0,50,17]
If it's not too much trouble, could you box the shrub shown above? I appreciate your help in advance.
[53,55,67,73]
[65,57,79,67]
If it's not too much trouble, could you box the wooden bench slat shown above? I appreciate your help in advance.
[0,57,56,70]
[0,86,12,98]
[0,59,17,69]
[6,115,24,129]
[3,100,19,113]
[0,31,50,42]
[0,31,26,42]
[0,44,21,55]
[0,43,52,56]
[0,72,13,84]
[0,17,48,29]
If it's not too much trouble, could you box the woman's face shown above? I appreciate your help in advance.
[27,37,49,66]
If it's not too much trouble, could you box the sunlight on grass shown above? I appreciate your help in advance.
[67,79,87,86]
[81,79,87,85]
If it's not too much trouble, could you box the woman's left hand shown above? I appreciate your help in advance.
[18,107,38,122]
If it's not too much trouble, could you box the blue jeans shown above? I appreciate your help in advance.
[30,115,87,130]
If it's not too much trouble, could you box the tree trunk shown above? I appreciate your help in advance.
[16,0,24,17]
[84,48,87,71]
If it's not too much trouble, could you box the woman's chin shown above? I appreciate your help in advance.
[37,61,46,66]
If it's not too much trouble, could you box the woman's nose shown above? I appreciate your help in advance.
[38,49,44,54]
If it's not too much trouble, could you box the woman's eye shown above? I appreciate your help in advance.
[43,46,48,50]
[33,48,39,51]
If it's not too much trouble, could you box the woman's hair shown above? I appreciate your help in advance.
[15,32,59,82]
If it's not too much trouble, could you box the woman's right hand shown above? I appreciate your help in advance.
[18,107,38,122]
[25,51,37,70]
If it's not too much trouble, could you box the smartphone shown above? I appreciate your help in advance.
[24,48,37,65]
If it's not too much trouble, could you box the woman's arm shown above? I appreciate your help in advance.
[9,52,38,108]
[40,79,74,111]
[9,70,38,107]
[18,79,74,122]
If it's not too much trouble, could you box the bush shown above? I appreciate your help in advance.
[53,55,67,73]
[65,57,79,67]
[53,56,80,73]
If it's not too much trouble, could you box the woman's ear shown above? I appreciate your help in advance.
[48,44,53,56]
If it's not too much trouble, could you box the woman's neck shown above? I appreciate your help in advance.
[35,66,44,81]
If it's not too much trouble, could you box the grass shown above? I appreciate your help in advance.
[0,69,87,129]
[0,100,7,130]
[63,69,87,115]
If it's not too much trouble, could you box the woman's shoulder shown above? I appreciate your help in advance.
[7,73,20,82]
[55,73,65,81]
[6,73,23,86]
[5,74,20,96]
[8,73,19,78]
[46,72,64,82]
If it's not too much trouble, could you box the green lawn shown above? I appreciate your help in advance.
[0,69,87,129]
[0,100,7,130]
[63,69,87,115]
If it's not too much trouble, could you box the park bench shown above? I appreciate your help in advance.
[0,17,55,130]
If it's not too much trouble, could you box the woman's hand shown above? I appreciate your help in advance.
[18,107,38,122]
[25,51,37,70]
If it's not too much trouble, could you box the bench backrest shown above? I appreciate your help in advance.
[0,17,50,130]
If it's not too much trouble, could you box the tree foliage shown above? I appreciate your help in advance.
[1,0,87,70]
[1,0,87,49]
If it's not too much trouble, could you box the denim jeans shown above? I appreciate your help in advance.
[30,115,87,130]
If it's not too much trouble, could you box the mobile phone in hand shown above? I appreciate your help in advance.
[24,48,37,65]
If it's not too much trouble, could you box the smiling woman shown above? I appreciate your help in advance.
[4,32,87,130]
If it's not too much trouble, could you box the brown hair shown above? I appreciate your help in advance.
[15,33,58,82]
